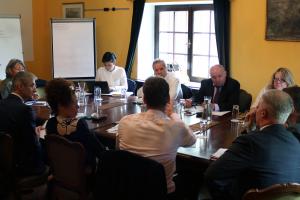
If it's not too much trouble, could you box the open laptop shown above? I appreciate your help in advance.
[94,81,110,94]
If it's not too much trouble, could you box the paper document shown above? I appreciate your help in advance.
[212,111,230,116]
[211,148,227,160]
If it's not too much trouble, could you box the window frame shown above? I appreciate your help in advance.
[154,4,215,82]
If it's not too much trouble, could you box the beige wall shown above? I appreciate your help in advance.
[27,0,299,100]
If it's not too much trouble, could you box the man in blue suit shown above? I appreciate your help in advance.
[0,71,45,177]
[205,89,300,200]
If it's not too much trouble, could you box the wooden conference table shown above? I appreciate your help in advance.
[69,95,240,168]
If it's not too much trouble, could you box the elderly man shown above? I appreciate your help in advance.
[138,59,183,102]
[117,76,196,196]
[0,71,45,177]
[284,86,300,132]
[187,64,240,111]
[205,90,300,200]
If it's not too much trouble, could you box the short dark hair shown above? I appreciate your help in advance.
[102,52,117,63]
[143,76,169,109]
[5,58,25,78]
[283,86,300,113]
[45,78,74,115]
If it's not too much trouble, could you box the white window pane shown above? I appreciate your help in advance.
[174,54,188,71]
[210,11,215,33]
[210,34,218,56]
[175,11,188,32]
[192,55,209,78]
[193,33,209,55]
[174,33,188,54]
[159,33,173,53]
[160,11,174,32]
[209,56,219,67]
[159,53,173,64]
[193,10,210,33]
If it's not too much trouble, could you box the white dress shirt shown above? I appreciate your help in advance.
[95,66,128,91]
[117,109,196,193]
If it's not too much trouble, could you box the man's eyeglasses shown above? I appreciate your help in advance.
[273,78,286,83]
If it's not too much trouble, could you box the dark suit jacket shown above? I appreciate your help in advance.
[0,94,45,177]
[205,124,300,200]
[197,77,240,111]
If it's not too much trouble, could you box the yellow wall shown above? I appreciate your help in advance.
[28,0,300,99]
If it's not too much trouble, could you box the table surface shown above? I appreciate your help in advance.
[72,96,240,164]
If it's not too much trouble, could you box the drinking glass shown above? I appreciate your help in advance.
[198,112,209,139]
[232,105,239,119]
[93,87,102,119]
[120,88,127,100]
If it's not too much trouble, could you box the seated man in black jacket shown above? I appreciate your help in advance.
[0,71,45,177]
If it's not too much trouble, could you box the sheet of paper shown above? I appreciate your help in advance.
[211,148,227,160]
[212,111,230,116]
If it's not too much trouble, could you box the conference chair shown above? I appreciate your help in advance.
[45,134,90,200]
[243,183,300,200]
[134,80,144,96]
[181,84,193,99]
[93,150,167,200]
[239,89,252,113]
[127,78,137,94]
[0,133,49,199]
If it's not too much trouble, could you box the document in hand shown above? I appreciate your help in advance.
[210,148,227,160]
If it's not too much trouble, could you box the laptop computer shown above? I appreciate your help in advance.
[94,81,110,94]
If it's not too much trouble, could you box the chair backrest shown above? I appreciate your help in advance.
[239,89,252,113]
[134,80,144,96]
[45,134,87,199]
[127,79,137,93]
[243,183,300,200]
[181,84,193,99]
[94,150,167,200]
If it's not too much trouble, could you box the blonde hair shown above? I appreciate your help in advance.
[267,67,295,89]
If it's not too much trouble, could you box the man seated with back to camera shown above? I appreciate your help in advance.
[0,71,46,177]
[117,76,196,198]
[95,51,128,91]
[204,89,300,200]
[137,59,183,102]
[186,64,240,111]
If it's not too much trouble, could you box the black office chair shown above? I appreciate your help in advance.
[93,150,167,200]
[239,89,252,113]
[127,79,137,94]
[134,80,144,96]
[181,84,193,99]
[0,133,49,199]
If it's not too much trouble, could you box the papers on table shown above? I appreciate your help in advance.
[211,148,227,160]
[212,111,230,116]
[107,124,119,134]
[184,106,230,116]
[25,100,48,106]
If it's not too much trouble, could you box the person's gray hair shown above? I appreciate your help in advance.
[152,59,166,69]
[5,58,25,78]
[12,71,37,91]
[261,89,294,123]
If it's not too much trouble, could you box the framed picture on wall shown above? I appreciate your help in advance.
[62,2,84,18]
[266,0,300,41]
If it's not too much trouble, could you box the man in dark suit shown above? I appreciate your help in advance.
[205,89,300,200]
[0,71,45,177]
[197,64,240,111]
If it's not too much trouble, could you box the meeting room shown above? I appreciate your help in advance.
[0,0,300,200]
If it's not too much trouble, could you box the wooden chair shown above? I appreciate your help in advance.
[45,134,88,200]
[243,183,300,200]
[0,133,49,199]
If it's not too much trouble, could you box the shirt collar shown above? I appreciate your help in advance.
[11,92,24,102]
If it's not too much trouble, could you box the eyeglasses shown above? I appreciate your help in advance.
[273,78,286,83]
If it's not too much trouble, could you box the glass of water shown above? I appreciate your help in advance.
[93,87,102,118]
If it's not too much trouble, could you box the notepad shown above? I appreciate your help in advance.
[211,148,227,160]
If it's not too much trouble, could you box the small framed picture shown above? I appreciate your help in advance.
[62,2,84,18]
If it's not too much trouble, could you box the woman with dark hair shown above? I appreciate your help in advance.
[95,51,128,91]
[45,78,105,169]
[0,58,25,99]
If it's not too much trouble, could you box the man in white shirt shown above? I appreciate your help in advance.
[117,76,196,196]
[95,52,128,91]
[137,59,182,102]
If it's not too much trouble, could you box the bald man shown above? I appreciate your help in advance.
[193,64,240,111]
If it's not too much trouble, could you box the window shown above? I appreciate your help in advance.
[155,4,218,82]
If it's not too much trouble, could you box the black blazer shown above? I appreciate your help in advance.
[0,94,45,177]
[205,124,300,200]
[197,77,240,111]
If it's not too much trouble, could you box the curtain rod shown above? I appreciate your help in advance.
[85,7,129,12]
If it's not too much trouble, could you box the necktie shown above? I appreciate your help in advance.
[212,87,220,104]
